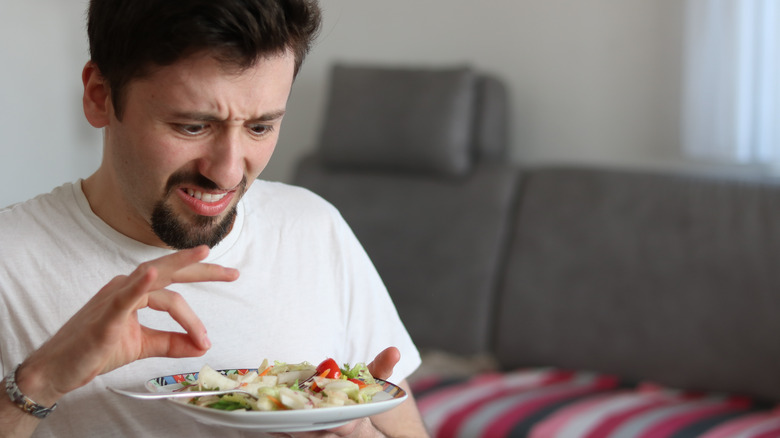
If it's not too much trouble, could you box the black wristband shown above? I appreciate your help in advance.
[4,364,57,419]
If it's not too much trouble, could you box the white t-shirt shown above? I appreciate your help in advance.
[0,180,420,437]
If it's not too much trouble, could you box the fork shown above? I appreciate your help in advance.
[107,386,259,400]
[297,374,317,390]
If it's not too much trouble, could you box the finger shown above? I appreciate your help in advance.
[113,265,159,313]
[154,245,211,270]
[170,262,240,285]
[141,245,210,289]
[140,246,238,290]
[368,347,401,380]
[139,326,209,359]
[147,289,210,350]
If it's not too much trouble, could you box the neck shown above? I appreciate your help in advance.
[81,170,168,248]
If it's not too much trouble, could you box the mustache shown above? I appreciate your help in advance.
[164,171,247,194]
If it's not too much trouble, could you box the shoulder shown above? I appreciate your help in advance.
[237,180,363,255]
[0,182,84,267]
[0,182,77,227]
[242,179,344,225]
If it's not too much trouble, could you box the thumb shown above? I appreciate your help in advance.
[367,346,400,380]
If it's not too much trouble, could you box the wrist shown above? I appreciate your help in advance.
[12,360,63,409]
[361,417,389,438]
[4,364,58,419]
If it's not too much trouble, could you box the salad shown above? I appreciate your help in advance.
[184,358,384,411]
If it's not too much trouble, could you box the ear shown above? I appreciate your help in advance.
[82,61,112,128]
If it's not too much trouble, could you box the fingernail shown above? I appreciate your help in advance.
[203,332,212,349]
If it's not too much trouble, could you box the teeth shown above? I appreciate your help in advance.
[186,189,227,203]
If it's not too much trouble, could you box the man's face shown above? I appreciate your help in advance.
[87,51,295,249]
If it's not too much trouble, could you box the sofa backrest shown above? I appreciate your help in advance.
[294,63,517,356]
[494,166,780,401]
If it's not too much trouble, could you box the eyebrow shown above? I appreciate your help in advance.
[173,109,287,123]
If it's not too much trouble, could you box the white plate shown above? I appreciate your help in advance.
[144,369,407,432]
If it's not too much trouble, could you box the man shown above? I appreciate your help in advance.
[0,1,428,436]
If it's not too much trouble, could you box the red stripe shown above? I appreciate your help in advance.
[700,412,780,438]
[417,373,506,413]
[435,370,578,437]
[483,376,619,437]
[585,396,682,437]
[410,375,446,393]
[639,401,747,438]
[753,422,780,438]
[531,391,629,436]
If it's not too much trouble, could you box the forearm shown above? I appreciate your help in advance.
[0,395,39,438]
[370,380,430,438]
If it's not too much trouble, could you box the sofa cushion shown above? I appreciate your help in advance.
[473,74,509,161]
[294,158,519,356]
[530,383,768,438]
[700,410,780,438]
[412,369,778,438]
[412,368,624,437]
[495,167,780,401]
[318,64,478,177]
[408,350,499,384]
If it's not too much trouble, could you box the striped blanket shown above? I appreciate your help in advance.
[411,368,780,438]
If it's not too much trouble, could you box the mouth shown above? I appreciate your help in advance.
[177,187,236,217]
[185,188,228,203]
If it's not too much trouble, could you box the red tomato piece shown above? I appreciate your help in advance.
[315,358,342,379]
[348,378,367,389]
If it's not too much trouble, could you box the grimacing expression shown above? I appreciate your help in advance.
[85,51,296,249]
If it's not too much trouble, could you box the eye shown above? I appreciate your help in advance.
[176,124,208,135]
[248,124,274,137]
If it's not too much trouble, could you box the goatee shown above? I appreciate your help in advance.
[151,172,246,249]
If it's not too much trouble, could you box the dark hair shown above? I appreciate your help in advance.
[87,0,321,119]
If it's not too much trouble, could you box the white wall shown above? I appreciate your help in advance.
[269,0,690,182]
[0,0,101,208]
[1,0,694,207]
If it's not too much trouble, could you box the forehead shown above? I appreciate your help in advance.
[125,50,296,114]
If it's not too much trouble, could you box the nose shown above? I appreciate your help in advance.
[198,129,246,191]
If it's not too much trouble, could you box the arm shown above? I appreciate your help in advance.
[0,246,238,438]
[0,392,39,438]
[368,379,429,437]
[366,347,429,437]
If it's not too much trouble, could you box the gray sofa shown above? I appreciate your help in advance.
[293,64,780,437]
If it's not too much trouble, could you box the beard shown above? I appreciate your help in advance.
[150,171,246,250]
